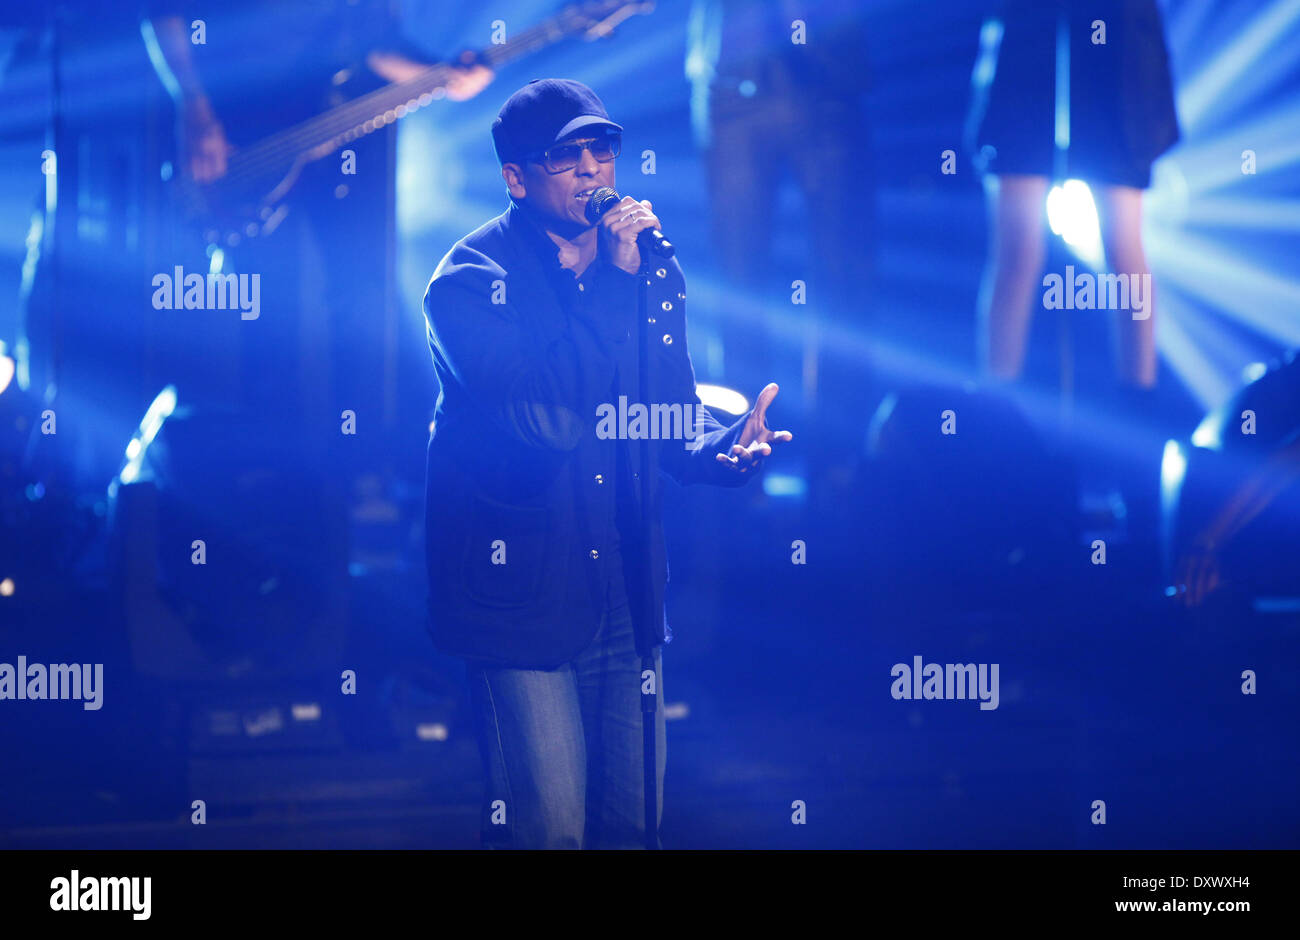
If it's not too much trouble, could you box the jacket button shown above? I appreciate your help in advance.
[661,300,672,311]
[662,334,673,345]
[589,549,600,560]
[594,474,604,484]
[578,282,585,292]
[655,267,667,278]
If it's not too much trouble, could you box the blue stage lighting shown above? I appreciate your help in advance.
[116,385,178,486]
[696,382,748,415]
[761,473,807,499]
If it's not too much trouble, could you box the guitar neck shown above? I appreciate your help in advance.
[225,3,641,183]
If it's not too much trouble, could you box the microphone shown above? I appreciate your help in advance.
[585,186,675,258]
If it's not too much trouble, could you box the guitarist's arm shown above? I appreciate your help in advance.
[144,12,493,184]
[143,15,232,183]
[361,11,494,97]
[366,51,494,101]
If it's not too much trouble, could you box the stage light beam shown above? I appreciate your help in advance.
[1046,180,1103,268]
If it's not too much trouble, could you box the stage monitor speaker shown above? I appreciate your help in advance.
[109,409,349,681]
[861,382,1078,611]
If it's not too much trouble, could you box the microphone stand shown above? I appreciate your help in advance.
[1052,9,1075,434]
[636,248,658,851]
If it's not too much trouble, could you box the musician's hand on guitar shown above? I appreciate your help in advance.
[445,63,494,101]
[366,49,491,100]
[180,95,232,182]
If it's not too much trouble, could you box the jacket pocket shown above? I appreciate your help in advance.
[458,492,553,609]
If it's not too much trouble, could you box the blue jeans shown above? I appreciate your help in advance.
[465,594,666,849]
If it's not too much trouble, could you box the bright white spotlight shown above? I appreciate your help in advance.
[117,385,178,486]
[1160,439,1188,502]
[1241,361,1269,382]
[696,383,748,415]
[1190,421,1220,450]
[0,340,13,396]
[1046,179,1104,268]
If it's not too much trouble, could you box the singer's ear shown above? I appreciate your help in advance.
[501,162,527,199]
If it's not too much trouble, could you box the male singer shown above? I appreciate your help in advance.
[422,79,791,849]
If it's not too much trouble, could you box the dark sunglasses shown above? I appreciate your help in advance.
[528,133,622,174]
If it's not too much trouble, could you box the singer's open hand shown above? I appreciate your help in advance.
[716,383,793,474]
[598,196,660,274]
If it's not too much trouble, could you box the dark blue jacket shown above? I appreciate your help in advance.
[422,200,755,668]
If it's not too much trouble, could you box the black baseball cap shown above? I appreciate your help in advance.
[491,79,623,166]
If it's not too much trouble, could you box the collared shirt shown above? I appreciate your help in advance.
[510,202,636,612]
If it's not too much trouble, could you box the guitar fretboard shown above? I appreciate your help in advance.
[220,1,645,189]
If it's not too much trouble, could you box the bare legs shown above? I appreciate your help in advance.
[978,174,1049,382]
[1094,184,1157,388]
[977,175,1158,389]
